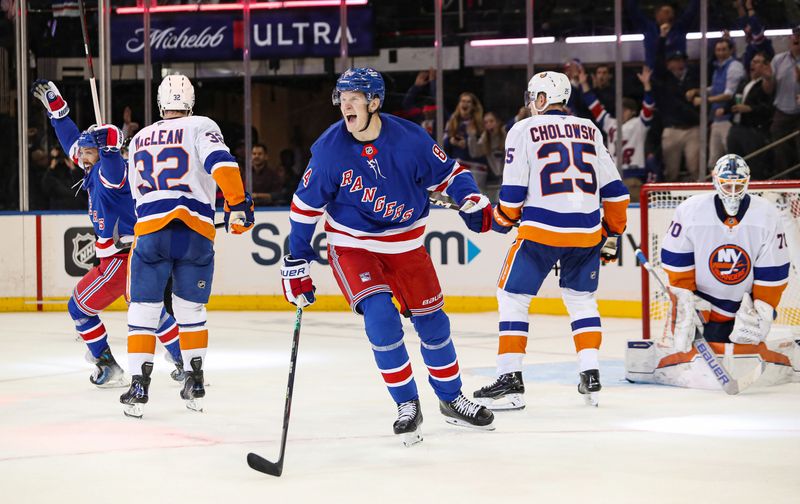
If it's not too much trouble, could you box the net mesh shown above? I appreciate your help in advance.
[643,183,800,341]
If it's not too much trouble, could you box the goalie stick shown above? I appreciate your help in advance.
[247,306,303,477]
[635,249,764,395]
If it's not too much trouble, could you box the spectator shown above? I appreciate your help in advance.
[27,148,49,210]
[735,0,774,71]
[120,105,139,140]
[580,65,655,201]
[686,38,746,169]
[727,51,774,179]
[563,59,592,119]
[249,143,290,206]
[470,111,506,202]
[505,105,531,132]
[653,39,701,181]
[626,0,700,70]
[761,26,800,178]
[443,92,488,189]
[590,64,615,112]
[41,146,86,210]
[401,69,437,129]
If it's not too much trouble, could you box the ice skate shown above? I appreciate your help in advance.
[578,369,601,407]
[180,357,205,412]
[120,362,153,418]
[164,352,187,382]
[473,371,525,410]
[86,348,129,388]
[439,393,495,430]
[393,398,423,447]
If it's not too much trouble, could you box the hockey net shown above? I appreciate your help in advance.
[640,181,800,341]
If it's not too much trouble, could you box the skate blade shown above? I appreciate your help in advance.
[400,429,423,448]
[123,403,144,418]
[443,417,496,431]
[185,398,204,413]
[94,376,131,389]
[474,394,525,411]
[582,392,599,407]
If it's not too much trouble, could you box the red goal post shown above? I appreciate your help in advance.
[639,180,800,340]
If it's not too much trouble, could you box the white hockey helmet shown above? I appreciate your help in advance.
[712,154,751,216]
[525,71,572,112]
[157,74,195,118]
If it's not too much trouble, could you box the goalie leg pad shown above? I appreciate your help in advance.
[413,310,461,403]
[496,289,532,375]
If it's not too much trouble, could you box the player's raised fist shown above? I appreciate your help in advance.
[281,255,316,308]
[459,193,492,233]
[92,124,124,152]
[31,79,70,119]
[224,193,255,234]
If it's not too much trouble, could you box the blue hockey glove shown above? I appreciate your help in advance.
[92,124,124,152]
[600,220,621,264]
[281,255,316,307]
[31,80,70,119]
[224,192,255,234]
[458,193,492,233]
[491,205,516,234]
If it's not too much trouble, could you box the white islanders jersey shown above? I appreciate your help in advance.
[127,115,240,241]
[661,193,791,321]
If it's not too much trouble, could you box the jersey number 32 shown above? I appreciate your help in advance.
[537,142,597,196]
[134,147,191,195]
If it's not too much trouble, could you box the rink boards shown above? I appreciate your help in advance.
[0,207,643,314]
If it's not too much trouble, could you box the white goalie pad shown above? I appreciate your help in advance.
[625,338,800,390]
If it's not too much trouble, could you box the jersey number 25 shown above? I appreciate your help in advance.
[538,142,597,196]
[134,147,191,195]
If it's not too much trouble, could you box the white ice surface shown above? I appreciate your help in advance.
[0,311,798,503]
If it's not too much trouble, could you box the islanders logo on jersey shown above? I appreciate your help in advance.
[708,244,751,285]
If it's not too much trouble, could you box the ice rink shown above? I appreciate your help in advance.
[1,310,798,503]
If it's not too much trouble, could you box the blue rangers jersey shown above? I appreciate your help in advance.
[289,114,480,261]
[51,116,136,257]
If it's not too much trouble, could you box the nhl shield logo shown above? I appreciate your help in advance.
[708,244,751,285]
[64,227,99,277]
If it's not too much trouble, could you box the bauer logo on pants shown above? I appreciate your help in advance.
[64,227,99,277]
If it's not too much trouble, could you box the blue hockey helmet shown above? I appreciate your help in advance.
[712,154,751,216]
[77,124,99,149]
[332,67,385,108]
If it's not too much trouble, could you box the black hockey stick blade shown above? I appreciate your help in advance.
[247,452,282,477]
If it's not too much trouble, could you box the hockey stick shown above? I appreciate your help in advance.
[77,0,103,124]
[247,306,303,477]
[635,249,764,395]
[428,197,520,227]
[111,220,226,250]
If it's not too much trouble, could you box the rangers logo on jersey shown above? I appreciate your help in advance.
[708,244,751,285]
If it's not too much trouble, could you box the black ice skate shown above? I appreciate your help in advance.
[578,369,602,407]
[180,357,205,412]
[393,398,423,447]
[164,352,187,382]
[439,393,495,430]
[86,348,129,389]
[120,362,153,419]
[473,371,525,410]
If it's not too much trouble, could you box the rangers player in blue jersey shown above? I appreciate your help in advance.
[281,68,496,446]
[32,80,186,387]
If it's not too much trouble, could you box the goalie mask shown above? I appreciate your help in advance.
[157,74,195,118]
[712,154,751,216]
[525,71,572,113]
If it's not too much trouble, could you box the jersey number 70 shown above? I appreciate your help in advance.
[538,142,597,196]
[134,147,191,195]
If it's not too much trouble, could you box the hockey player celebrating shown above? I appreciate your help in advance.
[473,72,630,409]
[122,74,254,418]
[281,67,495,446]
[32,80,185,388]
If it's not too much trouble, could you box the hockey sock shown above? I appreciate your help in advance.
[562,288,602,371]
[156,308,182,364]
[68,297,109,359]
[172,296,208,368]
[127,327,156,375]
[412,310,461,403]
[360,293,419,404]
[496,289,532,375]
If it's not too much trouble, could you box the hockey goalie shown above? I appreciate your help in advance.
[626,155,800,390]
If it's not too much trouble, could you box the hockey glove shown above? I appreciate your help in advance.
[600,221,621,264]
[224,192,255,234]
[92,124,124,153]
[730,293,773,345]
[491,205,516,234]
[458,193,492,233]
[281,255,316,308]
[31,79,70,119]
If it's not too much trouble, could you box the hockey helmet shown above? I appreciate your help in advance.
[157,74,195,118]
[332,67,385,109]
[525,71,572,112]
[712,154,751,216]
[77,124,99,149]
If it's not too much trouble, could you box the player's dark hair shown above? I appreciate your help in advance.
[252,143,268,153]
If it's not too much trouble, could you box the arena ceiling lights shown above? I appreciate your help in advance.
[470,29,795,47]
[116,0,369,15]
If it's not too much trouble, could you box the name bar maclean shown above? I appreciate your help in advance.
[111,7,373,63]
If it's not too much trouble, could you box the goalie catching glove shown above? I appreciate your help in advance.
[730,292,773,345]
[458,193,492,233]
[281,255,316,308]
[31,79,70,119]
[223,193,255,234]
